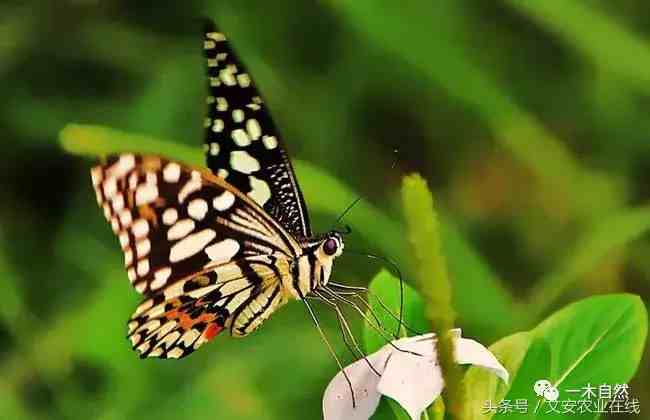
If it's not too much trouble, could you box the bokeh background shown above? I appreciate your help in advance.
[0,1,648,419]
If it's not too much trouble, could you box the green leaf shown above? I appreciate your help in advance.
[372,398,410,420]
[533,294,647,391]
[492,337,552,419]
[463,332,535,420]
[467,294,647,419]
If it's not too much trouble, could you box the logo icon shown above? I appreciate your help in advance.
[534,379,559,401]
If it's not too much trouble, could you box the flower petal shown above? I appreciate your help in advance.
[377,331,508,420]
[322,347,392,420]
[324,331,509,420]
[455,337,509,383]
[377,338,443,420]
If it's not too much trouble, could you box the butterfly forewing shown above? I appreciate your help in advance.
[202,20,312,239]
[92,154,299,357]
[92,154,299,294]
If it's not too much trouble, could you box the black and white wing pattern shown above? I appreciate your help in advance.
[91,154,297,358]
[202,19,312,239]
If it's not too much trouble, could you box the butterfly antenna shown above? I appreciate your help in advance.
[333,148,399,227]
[390,148,399,170]
[335,197,362,225]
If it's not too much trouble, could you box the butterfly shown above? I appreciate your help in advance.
[90,19,348,359]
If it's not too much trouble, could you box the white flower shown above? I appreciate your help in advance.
[322,330,509,420]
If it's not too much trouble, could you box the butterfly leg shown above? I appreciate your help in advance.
[327,282,423,336]
[320,288,422,357]
[311,291,382,377]
[301,297,357,408]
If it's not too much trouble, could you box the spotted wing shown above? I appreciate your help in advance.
[91,154,299,357]
[202,19,311,239]
[91,154,300,295]
[127,257,286,359]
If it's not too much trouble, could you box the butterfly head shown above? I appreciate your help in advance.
[309,231,344,290]
[290,232,345,298]
[322,232,344,258]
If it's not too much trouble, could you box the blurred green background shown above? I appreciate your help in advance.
[1,1,649,419]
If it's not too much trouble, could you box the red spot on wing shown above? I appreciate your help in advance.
[162,299,226,344]
[204,323,223,342]
[166,306,218,331]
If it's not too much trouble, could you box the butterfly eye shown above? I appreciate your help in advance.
[323,238,339,256]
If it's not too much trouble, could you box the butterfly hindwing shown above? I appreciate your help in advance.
[202,19,312,239]
[127,260,276,358]
[128,287,229,359]
[127,260,288,358]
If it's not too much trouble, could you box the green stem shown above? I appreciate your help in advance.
[401,174,463,419]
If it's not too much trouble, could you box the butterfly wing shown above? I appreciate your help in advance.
[91,154,298,357]
[91,154,300,294]
[202,19,312,239]
[127,258,285,358]
[128,280,231,359]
